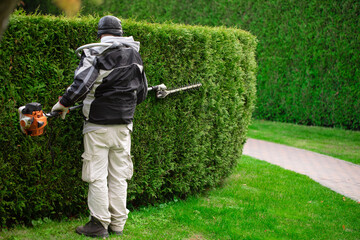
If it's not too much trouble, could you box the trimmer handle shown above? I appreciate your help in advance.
[148,84,167,92]
[45,104,83,118]
[45,111,61,118]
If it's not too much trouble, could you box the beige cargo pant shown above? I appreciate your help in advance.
[81,125,133,232]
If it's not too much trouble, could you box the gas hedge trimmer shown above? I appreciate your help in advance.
[18,83,201,136]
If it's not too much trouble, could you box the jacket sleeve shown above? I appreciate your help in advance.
[137,70,148,105]
[60,52,99,107]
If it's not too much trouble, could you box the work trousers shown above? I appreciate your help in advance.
[81,125,133,231]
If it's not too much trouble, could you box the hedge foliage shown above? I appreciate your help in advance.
[0,13,257,227]
[27,0,358,130]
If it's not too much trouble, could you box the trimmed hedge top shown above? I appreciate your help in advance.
[0,12,257,227]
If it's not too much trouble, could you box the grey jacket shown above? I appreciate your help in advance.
[60,36,148,125]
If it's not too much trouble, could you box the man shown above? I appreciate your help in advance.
[52,15,148,238]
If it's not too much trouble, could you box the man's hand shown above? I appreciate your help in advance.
[52,101,69,119]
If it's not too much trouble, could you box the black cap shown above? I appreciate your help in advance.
[97,15,123,38]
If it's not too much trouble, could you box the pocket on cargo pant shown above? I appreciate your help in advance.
[81,152,94,182]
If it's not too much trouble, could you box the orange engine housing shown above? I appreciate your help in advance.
[19,103,48,136]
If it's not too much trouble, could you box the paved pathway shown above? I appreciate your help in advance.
[243,138,360,202]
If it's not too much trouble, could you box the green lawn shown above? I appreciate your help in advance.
[1,121,359,239]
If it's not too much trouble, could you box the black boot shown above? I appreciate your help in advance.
[76,216,109,238]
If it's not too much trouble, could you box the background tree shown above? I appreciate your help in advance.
[0,0,19,39]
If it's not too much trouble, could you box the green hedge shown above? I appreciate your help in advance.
[0,13,257,227]
[70,0,359,130]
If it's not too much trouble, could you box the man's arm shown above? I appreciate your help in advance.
[137,71,148,105]
[52,51,99,119]
[60,52,99,107]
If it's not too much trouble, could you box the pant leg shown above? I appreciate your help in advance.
[107,125,133,232]
[82,128,111,229]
